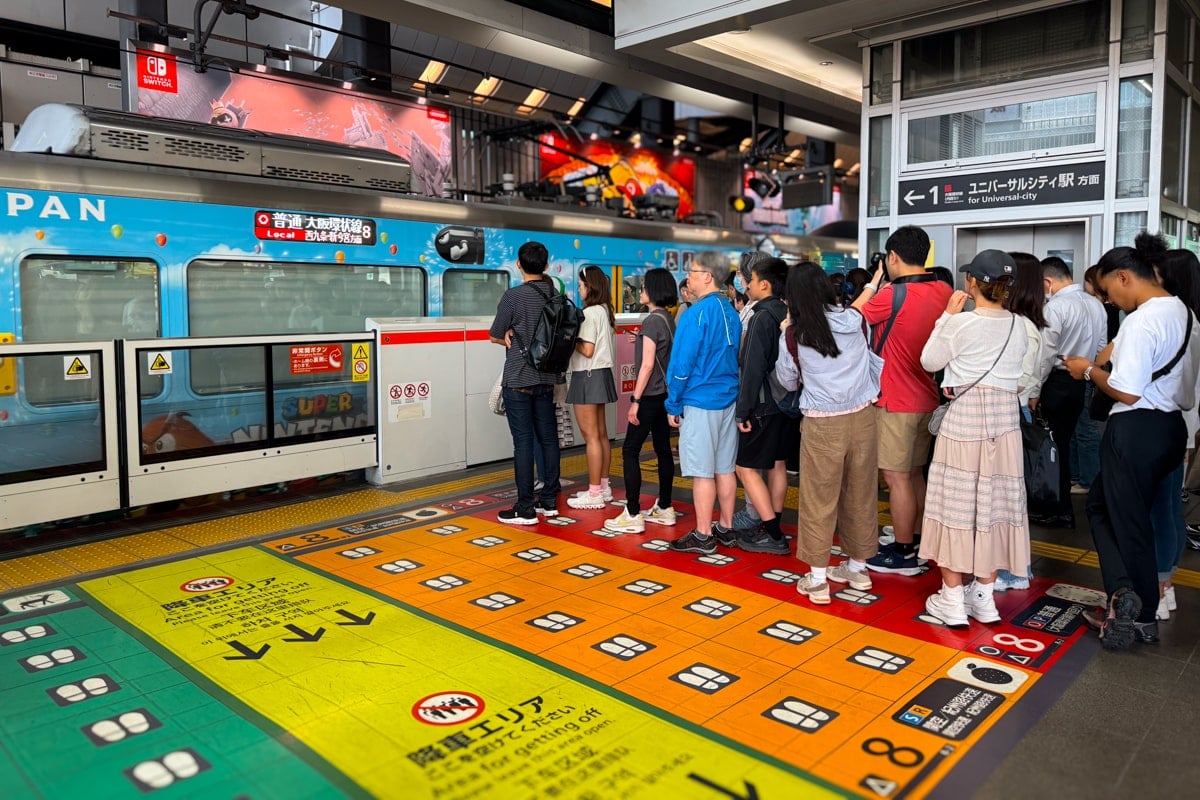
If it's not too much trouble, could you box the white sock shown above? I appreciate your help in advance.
[848,559,867,572]
[942,583,964,600]
[811,567,827,583]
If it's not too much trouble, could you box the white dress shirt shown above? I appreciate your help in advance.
[1037,284,1107,383]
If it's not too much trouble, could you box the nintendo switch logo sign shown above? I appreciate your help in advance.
[137,50,178,93]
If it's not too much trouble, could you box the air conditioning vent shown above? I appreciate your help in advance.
[96,129,151,152]
[264,166,354,185]
[162,136,250,163]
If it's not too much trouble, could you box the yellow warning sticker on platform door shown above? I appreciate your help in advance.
[81,548,838,800]
[148,351,172,374]
[63,355,91,381]
[351,341,370,382]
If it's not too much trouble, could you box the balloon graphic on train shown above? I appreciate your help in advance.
[433,226,485,264]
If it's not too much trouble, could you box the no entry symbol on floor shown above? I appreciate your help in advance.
[412,691,485,725]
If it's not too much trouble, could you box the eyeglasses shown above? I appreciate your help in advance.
[686,268,708,275]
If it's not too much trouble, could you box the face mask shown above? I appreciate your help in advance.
[733,275,746,293]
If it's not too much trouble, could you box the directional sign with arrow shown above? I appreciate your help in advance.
[335,609,376,626]
[281,625,325,642]
[897,161,1104,215]
[223,641,270,660]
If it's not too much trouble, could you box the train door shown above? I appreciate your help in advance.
[954,222,1089,283]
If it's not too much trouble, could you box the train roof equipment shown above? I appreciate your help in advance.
[11,103,412,195]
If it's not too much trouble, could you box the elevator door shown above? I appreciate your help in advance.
[955,223,1088,282]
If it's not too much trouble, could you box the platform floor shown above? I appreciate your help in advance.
[1,454,1198,799]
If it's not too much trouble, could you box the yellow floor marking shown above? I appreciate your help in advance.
[81,548,842,799]
[1030,541,1089,563]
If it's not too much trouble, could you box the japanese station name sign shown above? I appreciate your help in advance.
[254,210,377,245]
[897,161,1105,215]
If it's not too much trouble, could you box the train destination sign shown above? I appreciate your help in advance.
[254,210,377,245]
[897,161,1105,215]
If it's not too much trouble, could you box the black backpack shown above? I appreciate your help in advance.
[513,279,583,374]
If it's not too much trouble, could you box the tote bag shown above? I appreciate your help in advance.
[1021,409,1060,510]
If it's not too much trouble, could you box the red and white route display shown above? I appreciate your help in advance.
[290,344,345,375]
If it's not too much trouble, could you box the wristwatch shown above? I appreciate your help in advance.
[630,397,641,404]
[1083,365,1094,382]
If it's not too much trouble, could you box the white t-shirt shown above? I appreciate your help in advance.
[568,304,615,372]
[1108,295,1200,415]
[921,309,1026,391]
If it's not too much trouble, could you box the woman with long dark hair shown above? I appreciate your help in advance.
[1148,249,1200,620]
[992,252,1048,592]
[918,251,1028,627]
[1064,234,1200,649]
[774,262,882,605]
[566,266,618,510]
[606,268,679,532]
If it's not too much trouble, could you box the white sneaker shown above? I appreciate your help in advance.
[826,563,872,591]
[644,503,678,526]
[566,490,606,510]
[604,509,645,533]
[993,574,1030,592]
[925,589,968,627]
[964,583,1001,624]
[599,487,614,502]
[795,574,831,605]
[1165,585,1177,612]
[878,525,895,546]
[1156,595,1170,621]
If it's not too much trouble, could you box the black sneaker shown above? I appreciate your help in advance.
[668,529,717,555]
[1099,587,1141,651]
[865,542,924,576]
[534,499,558,518]
[498,507,538,526]
[737,525,790,555]
[712,522,738,547]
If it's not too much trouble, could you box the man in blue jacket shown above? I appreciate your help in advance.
[665,250,742,554]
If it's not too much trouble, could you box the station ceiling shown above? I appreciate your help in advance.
[330,0,1042,161]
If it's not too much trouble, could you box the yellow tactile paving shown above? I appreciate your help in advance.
[115,531,198,560]
[0,552,78,587]
[48,540,144,573]
[1030,541,1089,563]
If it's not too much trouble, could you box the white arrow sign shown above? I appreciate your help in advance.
[904,189,926,206]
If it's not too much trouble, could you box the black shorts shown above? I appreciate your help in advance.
[736,413,795,469]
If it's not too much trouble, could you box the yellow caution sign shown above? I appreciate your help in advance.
[0,332,14,395]
[352,341,370,383]
[64,355,91,381]
[148,352,172,374]
[82,549,838,799]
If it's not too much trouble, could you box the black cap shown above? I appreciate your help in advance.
[959,249,1016,284]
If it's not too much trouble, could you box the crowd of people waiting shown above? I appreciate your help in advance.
[489,227,1200,652]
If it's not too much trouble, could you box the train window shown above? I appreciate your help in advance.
[19,257,161,405]
[187,260,426,394]
[442,270,509,316]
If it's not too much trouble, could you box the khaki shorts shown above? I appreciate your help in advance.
[877,407,934,472]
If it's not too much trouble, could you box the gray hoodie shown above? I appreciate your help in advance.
[774,307,883,414]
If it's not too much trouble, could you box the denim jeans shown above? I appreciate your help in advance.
[1069,383,1103,487]
[503,384,561,513]
[1151,461,1186,581]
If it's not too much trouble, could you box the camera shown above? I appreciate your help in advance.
[870,251,889,282]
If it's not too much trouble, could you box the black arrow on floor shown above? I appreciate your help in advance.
[334,609,376,626]
[223,641,270,660]
[281,625,326,642]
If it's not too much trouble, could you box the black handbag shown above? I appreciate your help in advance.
[1021,408,1060,511]
[1089,309,1193,421]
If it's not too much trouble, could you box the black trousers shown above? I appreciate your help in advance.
[1086,410,1186,623]
[621,393,674,514]
[1039,370,1085,518]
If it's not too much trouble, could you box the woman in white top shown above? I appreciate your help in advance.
[1064,234,1200,649]
[566,266,618,510]
[918,250,1028,628]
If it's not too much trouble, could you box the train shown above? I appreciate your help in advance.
[0,104,856,507]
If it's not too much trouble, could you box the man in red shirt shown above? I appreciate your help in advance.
[852,226,952,575]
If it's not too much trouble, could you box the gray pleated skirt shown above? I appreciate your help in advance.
[566,368,617,405]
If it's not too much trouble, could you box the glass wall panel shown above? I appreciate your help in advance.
[870,43,893,105]
[1161,214,1182,248]
[1163,81,1187,204]
[1191,99,1200,207]
[1117,77,1153,198]
[1122,0,1155,61]
[868,116,892,217]
[1167,0,1191,72]
[1114,211,1148,245]
[866,229,889,260]
[901,1,1108,99]
[907,91,1097,165]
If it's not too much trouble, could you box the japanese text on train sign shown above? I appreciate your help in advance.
[898,161,1105,215]
[254,210,377,245]
[351,343,371,383]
